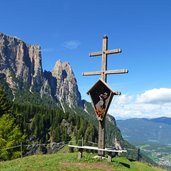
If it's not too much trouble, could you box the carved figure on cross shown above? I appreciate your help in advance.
[95,92,109,118]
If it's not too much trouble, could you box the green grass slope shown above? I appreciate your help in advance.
[0,147,166,171]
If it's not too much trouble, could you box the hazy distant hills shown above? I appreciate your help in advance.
[150,117,171,125]
[117,117,171,145]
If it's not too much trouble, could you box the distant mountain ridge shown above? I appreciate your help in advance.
[117,117,171,145]
[150,117,171,125]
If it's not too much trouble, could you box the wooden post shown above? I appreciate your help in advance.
[137,148,140,161]
[20,142,23,158]
[107,152,113,162]
[102,35,108,82]
[82,137,84,146]
[78,148,83,160]
[98,120,105,156]
[83,35,128,157]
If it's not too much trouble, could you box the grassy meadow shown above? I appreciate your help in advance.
[0,146,166,171]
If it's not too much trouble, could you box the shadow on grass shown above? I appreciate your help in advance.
[119,162,130,168]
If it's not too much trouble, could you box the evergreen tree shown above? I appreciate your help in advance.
[0,86,11,116]
[0,87,25,160]
[0,114,25,160]
[50,126,61,142]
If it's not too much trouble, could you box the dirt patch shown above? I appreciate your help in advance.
[62,162,114,171]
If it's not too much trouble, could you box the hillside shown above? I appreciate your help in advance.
[117,118,171,168]
[151,117,171,125]
[117,118,171,145]
[0,146,166,171]
[0,32,139,162]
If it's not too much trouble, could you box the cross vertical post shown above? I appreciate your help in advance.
[98,117,105,156]
[99,36,108,156]
[102,35,108,82]
[83,35,128,157]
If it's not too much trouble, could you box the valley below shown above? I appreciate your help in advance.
[117,117,171,170]
[137,144,171,169]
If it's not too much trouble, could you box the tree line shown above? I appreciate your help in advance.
[0,86,98,161]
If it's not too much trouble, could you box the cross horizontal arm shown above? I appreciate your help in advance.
[89,48,122,57]
[89,51,102,57]
[105,49,122,55]
[82,69,128,76]
[82,71,101,76]
[105,69,128,74]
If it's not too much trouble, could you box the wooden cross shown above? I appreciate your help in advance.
[83,35,128,157]
[82,35,128,82]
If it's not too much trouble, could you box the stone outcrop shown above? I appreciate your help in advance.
[0,32,82,108]
[52,60,82,108]
[0,33,43,92]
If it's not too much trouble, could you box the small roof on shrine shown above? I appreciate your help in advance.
[87,79,120,95]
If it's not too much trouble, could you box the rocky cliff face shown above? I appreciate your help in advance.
[0,32,82,108]
[0,33,43,92]
[52,60,82,108]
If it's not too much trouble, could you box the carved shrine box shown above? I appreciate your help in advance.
[87,79,120,121]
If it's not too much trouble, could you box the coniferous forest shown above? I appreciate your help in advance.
[0,84,154,167]
[0,86,98,160]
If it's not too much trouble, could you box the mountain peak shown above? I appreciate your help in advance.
[0,32,82,109]
[51,59,82,108]
[52,60,74,79]
[53,60,71,70]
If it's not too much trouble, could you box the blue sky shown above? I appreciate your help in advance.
[1,0,171,119]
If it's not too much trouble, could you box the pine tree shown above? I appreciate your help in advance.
[0,114,25,160]
[0,87,25,160]
[51,126,61,143]
[0,86,11,116]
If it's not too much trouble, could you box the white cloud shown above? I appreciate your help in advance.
[109,88,171,119]
[136,88,171,104]
[115,94,133,105]
[63,40,80,49]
